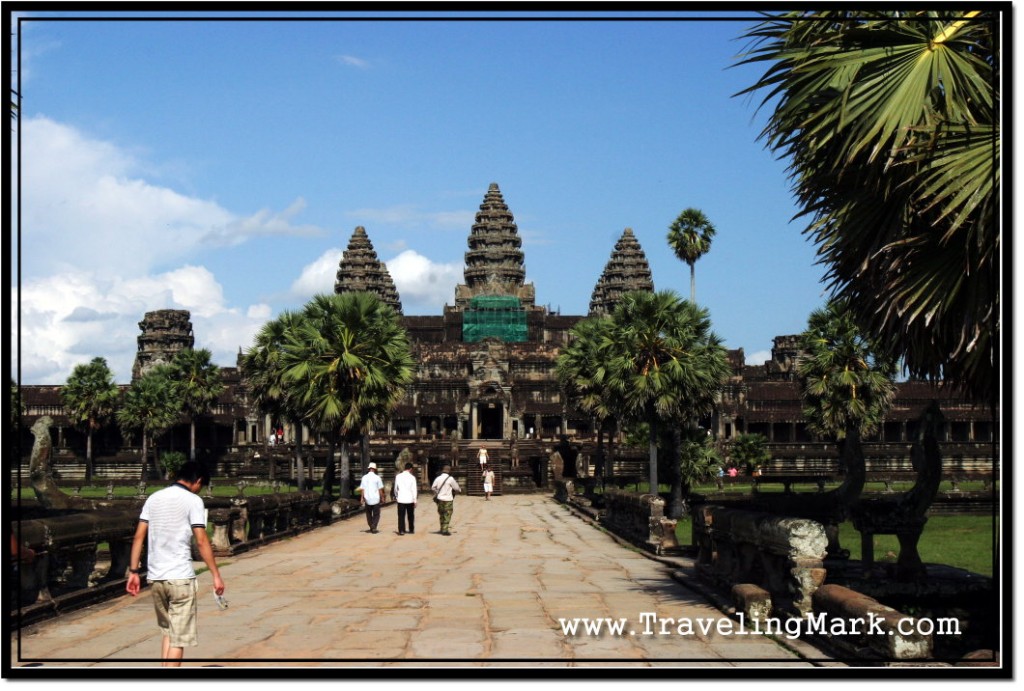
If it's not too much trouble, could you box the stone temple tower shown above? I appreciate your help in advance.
[334,226,403,314]
[588,227,655,316]
[453,183,536,310]
[132,309,194,380]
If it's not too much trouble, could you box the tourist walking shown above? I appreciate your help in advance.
[394,462,418,535]
[125,461,226,667]
[481,464,495,501]
[477,447,488,466]
[359,462,385,533]
[430,464,461,536]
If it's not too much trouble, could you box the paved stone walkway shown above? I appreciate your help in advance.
[12,495,829,668]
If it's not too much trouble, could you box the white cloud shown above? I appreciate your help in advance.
[287,248,461,315]
[745,350,772,366]
[15,268,269,385]
[347,205,474,231]
[20,116,323,277]
[289,248,344,300]
[199,198,323,248]
[13,116,321,384]
[386,249,462,313]
[337,54,370,69]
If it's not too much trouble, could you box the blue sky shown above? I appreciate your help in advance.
[12,9,831,385]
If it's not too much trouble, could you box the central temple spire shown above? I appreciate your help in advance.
[454,183,535,309]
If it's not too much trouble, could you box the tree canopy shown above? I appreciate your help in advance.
[737,11,999,400]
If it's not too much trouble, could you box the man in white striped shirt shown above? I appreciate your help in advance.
[126,462,225,667]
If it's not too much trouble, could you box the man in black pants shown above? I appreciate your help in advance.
[394,462,418,535]
[358,462,385,533]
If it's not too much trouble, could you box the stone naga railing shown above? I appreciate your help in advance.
[693,505,827,618]
[553,479,575,503]
[11,490,339,627]
[13,507,141,625]
[206,491,336,555]
[599,489,681,556]
[812,584,933,660]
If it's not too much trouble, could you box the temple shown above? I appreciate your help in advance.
[16,183,997,491]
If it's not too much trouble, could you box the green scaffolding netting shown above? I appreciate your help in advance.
[462,295,527,343]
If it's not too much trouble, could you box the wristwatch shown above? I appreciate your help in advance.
[129,567,142,574]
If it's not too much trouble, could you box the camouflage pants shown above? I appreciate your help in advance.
[435,499,454,534]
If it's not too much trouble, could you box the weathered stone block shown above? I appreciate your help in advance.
[732,583,772,623]
[813,583,933,660]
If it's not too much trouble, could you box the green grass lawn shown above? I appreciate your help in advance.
[675,514,996,576]
[836,515,996,576]
[11,479,305,501]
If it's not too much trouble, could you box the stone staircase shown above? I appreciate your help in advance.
[465,462,503,497]
[458,441,504,496]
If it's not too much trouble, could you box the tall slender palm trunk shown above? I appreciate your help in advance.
[647,408,658,496]
[339,440,352,499]
[85,429,94,482]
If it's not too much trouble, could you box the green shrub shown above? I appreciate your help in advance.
[160,451,187,478]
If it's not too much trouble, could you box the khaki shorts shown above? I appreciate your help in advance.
[151,578,199,648]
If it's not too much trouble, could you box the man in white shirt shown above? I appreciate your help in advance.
[126,462,225,667]
[430,464,461,536]
[358,462,385,534]
[394,462,418,535]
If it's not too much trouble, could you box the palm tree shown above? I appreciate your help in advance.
[796,299,898,443]
[116,366,181,480]
[10,378,21,430]
[729,432,771,476]
[556,316,622,484]
[280,293,415,499]
[604,291,730,516]
[241,309,307,484]
[60,357,120,482]
[170,348,225,463]
[667,208,716,303]
[675,428,722,513]
[737,11,998,399]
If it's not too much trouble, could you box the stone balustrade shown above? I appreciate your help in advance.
[205,490,328,555]
[552,479,574,503]
[693,505,827,617]
[12,508,140,624]
[599,489,680,556]
[11,490,334,626]
[812,584,933,659]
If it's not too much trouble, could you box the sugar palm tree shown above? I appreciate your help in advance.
[737,11,998,399]
[241,309,307,484]
[60,357,120,481]
[675,427,722,514]
[797,299,898,443]
[280,293,415,499]
[116,366,181,480]
[556,315,622,484]
[169,348,224,463]
[729,432,770,476]
[667,208,716,303]
[604,291,730,515]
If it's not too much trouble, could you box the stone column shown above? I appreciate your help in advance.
[471,403,479,441]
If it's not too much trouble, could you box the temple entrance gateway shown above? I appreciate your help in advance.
[479,402,503,439]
